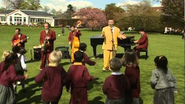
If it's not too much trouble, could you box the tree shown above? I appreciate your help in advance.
[121,1,164,31]
[75,7,107,30]
[104,3,125,22]
[62,4,76,19]
[161,0,183,29]
[43,6,50,13]
[2,0,41,10]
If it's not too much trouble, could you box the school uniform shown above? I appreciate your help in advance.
[103,72,130,104]
[82,52,96,66]
[150,68,177,104]
[125,65,140,104]
[101,26,122,70]
[35,65,66,103]
[66,62,94,104]
[0,61,5,78]
[134,33,148,54]
[40,29,56,70]
[0,64,25,104]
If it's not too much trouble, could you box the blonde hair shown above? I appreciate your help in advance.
[49,51,62,64]
[2,50,11,60]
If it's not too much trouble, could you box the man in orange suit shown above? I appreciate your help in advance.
[40,22,56,70]
[101,19,126,71]
[134,28,148,55]
[11,28,27,48]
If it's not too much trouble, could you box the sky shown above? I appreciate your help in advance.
[0,0,161,11]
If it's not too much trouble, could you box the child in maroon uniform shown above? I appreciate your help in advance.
[66,51,94,104]
[35,51,66,104]
[122,49,140,104]
[0,53,28,104]
[0,50,11,78]
[103,58,130,104]
[79,43,96,66]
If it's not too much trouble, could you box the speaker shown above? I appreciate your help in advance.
[55,46,70,59]
[33,47,41,60]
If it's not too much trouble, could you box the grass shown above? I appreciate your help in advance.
[0,26,183,104]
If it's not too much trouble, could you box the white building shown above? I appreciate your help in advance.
[0,9,55,26]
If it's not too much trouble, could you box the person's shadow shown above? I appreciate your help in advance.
[88,78,103,90]
[89,96,104,104]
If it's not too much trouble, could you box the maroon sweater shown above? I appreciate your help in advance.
[35,65,66,102]
[0,61,4,78]
[40,29,56,53]
[136,33,148,49]
[0,64,25,87]
[103,74,130,99]
[125,65,140,98]
[66,63,94,90]
[82,52,96,66]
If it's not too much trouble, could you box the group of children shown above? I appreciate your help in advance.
[0,43,177,104]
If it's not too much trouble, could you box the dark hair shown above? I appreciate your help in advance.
[20,48,27,55]
[137,28,144,32]
[71,25,76,28]
[122,49,138,66]
[15,28,21,31]
[79,43,87,51]
[12,46,20,54]
[44,22,50,27]
[3,53,18,72]
[74,51,84,62]
[154,55,168,74]
[109,58,122,71]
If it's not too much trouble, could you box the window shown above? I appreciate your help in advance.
[0,16,6,21]
[24,17,26,22]
[10,16,12,21]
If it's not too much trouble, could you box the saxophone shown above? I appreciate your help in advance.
[42,30,50,53]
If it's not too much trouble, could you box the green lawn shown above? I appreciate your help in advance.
[0,26,183,104]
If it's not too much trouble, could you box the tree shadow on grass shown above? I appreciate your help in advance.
[16,82,42,104]
[88,78,103,90]
[88,96,104,104]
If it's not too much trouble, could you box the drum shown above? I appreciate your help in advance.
[33,45,41,60]
[55,46,70,59]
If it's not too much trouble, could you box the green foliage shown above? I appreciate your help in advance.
[104,3,125,22]
[0,25,183,104]
[61,4,76,19]
[161,0,184,29]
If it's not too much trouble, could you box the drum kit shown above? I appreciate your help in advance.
[29,45,70,61]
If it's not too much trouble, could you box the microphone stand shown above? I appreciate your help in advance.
[111,26,115,58]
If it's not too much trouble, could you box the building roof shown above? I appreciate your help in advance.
[0,9,54,17]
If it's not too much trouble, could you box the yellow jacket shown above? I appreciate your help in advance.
[101,26,122,50]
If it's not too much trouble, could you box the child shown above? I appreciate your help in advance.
[35,51,66,104]
[103,58,130,104]
[0,50,11,77]
[12,46,27,93]
[66,51,94,104]
[150,55,177,104]
[122,49,140,104]
[0,53,28,104]
[79,43,96,66]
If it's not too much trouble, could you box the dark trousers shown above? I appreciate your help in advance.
[133,45,146,55]
[70,87,88,104]
[40,52,50,69]
[105,98,125,104]
[42,101,58,104]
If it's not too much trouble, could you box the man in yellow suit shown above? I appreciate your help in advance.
[101,19,126,71]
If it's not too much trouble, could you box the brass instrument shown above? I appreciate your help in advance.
[42,30,50,53]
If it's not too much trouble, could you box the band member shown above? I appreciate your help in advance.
[133,28,148,55]
[68,26,81,47]
[40,22,56,70]
[11,28,27,48]
[101,19,126,71]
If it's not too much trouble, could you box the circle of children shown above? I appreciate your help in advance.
[0,38,177,104]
